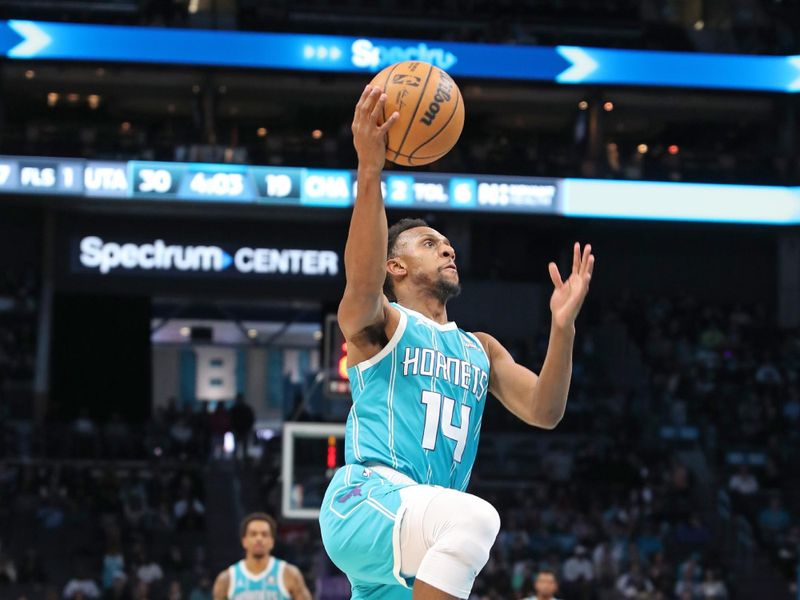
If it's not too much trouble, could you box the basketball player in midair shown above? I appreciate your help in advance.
[318,86,594,599]
[213,513,311,600]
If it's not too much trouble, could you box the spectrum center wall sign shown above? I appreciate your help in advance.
[75,236,340,278]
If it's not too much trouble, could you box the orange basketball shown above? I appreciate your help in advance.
[369,61,464,167]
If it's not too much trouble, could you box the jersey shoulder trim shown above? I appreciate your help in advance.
[461,330,490,362]
[227,565,236,600]
[277,560,290,598]
[395,303,458,332]
[354,308,408,373]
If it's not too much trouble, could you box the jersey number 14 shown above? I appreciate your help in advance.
[421,390,471,462]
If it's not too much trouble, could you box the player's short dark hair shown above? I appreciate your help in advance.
[537,569,558,580]
[384,218,429,301]
[240,512,277,539]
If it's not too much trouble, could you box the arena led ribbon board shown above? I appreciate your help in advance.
[1,20,799,92]
[1,155,799,225]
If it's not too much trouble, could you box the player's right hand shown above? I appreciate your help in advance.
[352,86,399,173]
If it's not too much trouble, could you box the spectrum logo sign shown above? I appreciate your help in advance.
[78,236,338,277]
[350,39,457,71]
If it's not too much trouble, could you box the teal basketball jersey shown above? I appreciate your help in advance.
[345,302,490,490]
[226,558,290,600]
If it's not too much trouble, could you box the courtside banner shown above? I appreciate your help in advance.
[1,20,799,92]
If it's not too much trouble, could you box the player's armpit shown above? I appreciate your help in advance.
[284,564,313,600]
[212,570,230,600]
[337,287,388,339]
[473,332,558,429]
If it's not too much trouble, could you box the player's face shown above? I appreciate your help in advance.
[535,573,558,597]
[242,520,274,559]
[394,227,460,301]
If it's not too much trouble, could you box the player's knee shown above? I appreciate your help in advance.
[472,496,501,542]
[451,494,500,544]
[439,494,500,569]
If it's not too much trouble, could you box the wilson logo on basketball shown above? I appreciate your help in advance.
[419,75,454,126]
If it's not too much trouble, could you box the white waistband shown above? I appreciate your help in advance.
[364,463,418,486]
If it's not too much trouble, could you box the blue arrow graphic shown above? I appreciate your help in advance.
[789,57,800,92]
[221,251,233,270]
[0,21,23,55]
[7,21,51,58]
[556,47,599,83]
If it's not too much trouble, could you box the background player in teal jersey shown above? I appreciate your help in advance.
[213,512,311,600]
[319,86,595,599]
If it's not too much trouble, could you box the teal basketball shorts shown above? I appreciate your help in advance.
[319,464,415,599]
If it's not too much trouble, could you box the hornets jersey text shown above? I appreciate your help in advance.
[227,558,290,600]
[345,302,490,490]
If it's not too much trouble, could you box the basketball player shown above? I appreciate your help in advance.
[213,512,311,600]
[522,570,563,600]
[318,86,594,600]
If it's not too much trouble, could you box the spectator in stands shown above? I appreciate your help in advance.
[103,572,130,600]
[674,513,712,553]
[677,554,703,584]
[647,551,673,595]
[728,465,759,496]
[102,541,125,590]
[561,544,593,598]
[592,539,619,588]
[674,567,700,599]
[782,386,800,425]
[169,413,194,458]
[134,549,164,586]
[188,573,212,600]
[130,580,151,600]
[63,564,101,599]
[636,521,664,560]
[123,494,149,530]
[208,403,230,459]
[758,496,791,542]
[521,569,562,600]
[166,580,182,600]
[230,394,255,462]
[616,564,655,599]
[699,569,728,599]
[173,488,205,531]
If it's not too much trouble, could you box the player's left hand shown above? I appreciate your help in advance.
[548,242,594,331]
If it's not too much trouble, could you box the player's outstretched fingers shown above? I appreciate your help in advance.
[548,262,563,289]
[371,93,387,125]
[572,242,581,275]
[380,111,400,134]
[580,244,592,276]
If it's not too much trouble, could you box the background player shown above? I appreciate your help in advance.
[522,570,563,600]
[318,86,594,599]
[213,512,311,600]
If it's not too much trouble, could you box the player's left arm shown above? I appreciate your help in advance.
[475,243,594,429]
[283,564,312,600]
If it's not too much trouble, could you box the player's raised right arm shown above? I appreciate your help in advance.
[338,86,399,338]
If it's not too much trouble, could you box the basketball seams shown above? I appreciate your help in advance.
[392,63,435,162]
[406,85,462,160]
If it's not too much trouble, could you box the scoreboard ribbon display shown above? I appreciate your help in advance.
[1,155,799,225]
[1,20,799,92]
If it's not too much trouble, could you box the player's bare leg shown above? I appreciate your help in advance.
[413,580,458,599]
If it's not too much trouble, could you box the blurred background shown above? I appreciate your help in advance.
[1,1,800,599]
